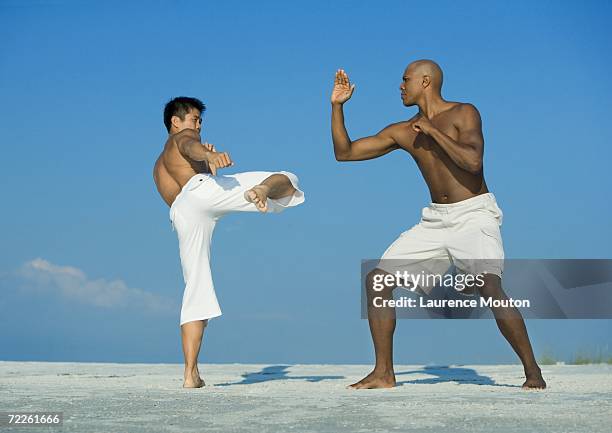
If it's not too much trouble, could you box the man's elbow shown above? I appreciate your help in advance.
[334,151,352,162]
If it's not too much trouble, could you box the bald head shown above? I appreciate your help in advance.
[407,59,443,92]
[400,59,444,106]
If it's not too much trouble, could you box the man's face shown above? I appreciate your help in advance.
[399,66,421,107]
[173,108,202,134]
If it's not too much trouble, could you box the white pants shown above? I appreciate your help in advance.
[169,171,305,325]
[377,192,504,294]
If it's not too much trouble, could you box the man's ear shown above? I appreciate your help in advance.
[171,115,182,130]
[422,75,431,89]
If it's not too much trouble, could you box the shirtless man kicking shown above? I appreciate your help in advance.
[331,60,546,389]
[154,97,305,388]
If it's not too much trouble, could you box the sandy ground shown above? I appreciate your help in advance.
[1,361,611,433]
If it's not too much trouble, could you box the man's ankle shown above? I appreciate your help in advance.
[373,365,395,375]
[524,364,542,375]
[257,183,271,195]
[184,365,198,374]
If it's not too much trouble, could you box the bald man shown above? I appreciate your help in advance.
[331,60,546,389]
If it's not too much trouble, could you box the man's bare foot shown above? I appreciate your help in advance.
[244,185,270,213]
[349,369,396,389]
[183,368,205,388]
[183,377,204,388]
[522,368,546,389]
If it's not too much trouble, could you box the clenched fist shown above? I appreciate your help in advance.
[205,150,233,176]
[202,142,216,152]
[412,115,434,135]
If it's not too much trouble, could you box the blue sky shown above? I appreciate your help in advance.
[1,0,611,365]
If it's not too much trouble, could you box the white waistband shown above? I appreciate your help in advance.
[429,192,496,210]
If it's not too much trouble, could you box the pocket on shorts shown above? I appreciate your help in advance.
[480,225,504,259]
[485,200,503,225]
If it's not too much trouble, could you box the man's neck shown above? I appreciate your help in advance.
[417,94,447,119]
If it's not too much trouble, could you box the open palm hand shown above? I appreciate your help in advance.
[331,69,355,105]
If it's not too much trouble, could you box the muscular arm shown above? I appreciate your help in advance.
[173,128,233,175]
[332,104,400,161]
[422,104,484,174]
[175,128,212,162]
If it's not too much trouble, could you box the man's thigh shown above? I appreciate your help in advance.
[376,223,450,294]
[447,212,504,278]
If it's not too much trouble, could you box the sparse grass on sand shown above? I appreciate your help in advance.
[539,347,612,365]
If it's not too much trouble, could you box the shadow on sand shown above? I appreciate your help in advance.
[395,365,519,388]
[215,365,345,386]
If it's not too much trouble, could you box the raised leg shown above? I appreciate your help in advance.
[350,269,397,389]
[181,319,207,388]
[479,274,546,389]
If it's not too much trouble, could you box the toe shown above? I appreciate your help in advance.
[246,190,259,204]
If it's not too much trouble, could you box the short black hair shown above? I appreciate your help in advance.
[163,96,206,132]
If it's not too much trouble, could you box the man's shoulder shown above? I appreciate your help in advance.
[447,101,480,117]
[442,102,482,128]
[169,128,200,144]
[375,120,414,143]
[164,129,199,160]
[386,117,418,132]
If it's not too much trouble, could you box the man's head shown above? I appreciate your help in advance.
[163,96,205,134]
[399,59,443,106]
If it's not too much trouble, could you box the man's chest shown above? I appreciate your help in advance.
[398,117,459,155]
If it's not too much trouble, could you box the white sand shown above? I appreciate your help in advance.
[1,361,611,432]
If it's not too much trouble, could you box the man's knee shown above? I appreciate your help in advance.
[477,273,504,298]
[366,269,395,297]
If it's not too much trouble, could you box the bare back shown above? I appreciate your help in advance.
[391,102,488,203]
[153,129,210,207]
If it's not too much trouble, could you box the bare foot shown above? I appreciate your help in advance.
[183,377,204,388]
[244,185,270,212]
[183,369,205,388]
[349,369,396,389]
[522,368,546,389]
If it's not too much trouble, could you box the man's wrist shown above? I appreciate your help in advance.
[201,148,214,161]
[423,124,438,136]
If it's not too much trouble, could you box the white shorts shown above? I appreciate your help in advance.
[377,192,504,294]
[169,171,305,325]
